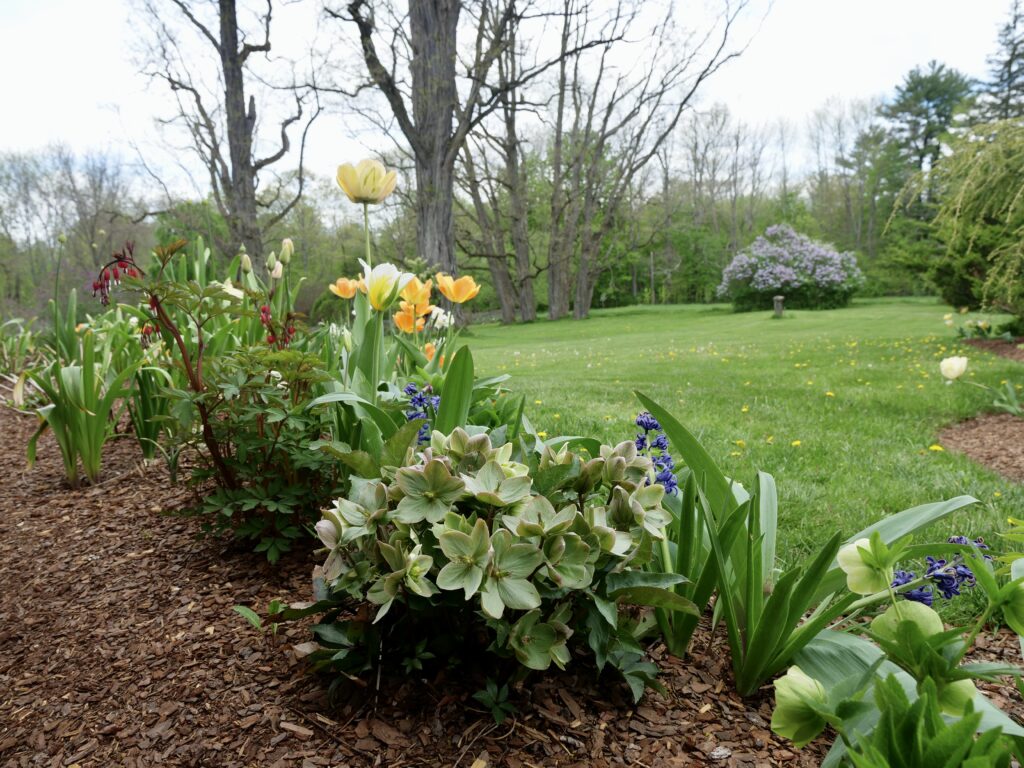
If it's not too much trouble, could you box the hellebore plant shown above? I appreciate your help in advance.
[281,424,699,700]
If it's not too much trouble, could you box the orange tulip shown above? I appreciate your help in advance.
[424,342,436,361]
[436,273,480,303]
[399,299,434,318]
[329,277,360,299]
[393,304,426,334]
[401,277,433,306]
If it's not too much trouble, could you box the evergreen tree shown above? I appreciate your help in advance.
[980,0,1024,121]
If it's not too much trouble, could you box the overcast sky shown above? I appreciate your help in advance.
[0,0,1013,184]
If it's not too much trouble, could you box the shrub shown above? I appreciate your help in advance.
[278,427,698,700]
[717,224,863,311]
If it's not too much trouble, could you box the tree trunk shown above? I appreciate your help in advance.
[546,4,572,320]
[219,0,263,262]
[500,39,536,322]
[410,0,461,274]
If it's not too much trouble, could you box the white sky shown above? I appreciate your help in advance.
[0,0,1012,186]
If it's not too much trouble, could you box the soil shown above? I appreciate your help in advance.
[940,412,1024,482]
[0,406,1020,768]
[965,337,1024,363]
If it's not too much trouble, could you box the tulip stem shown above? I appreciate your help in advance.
[363,203,372,269]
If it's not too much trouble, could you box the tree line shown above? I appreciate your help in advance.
[3,0,1023,323]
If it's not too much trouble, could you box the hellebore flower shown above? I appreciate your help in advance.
[837,538,891,595]
[336,158,398,204]
[939,356,968,381]
[360,259,413,311]
[1002,581,1024,637]
[436,272,481,303]
[329,277,360,299]
[771,666,828,747]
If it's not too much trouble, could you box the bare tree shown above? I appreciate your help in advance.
[139,0,320,263]
[322,0,619,280]
[543,0,750,319]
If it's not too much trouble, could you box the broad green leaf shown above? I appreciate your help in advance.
[611,586,699,615]
[435,347,474,434]
[635,391,736,519]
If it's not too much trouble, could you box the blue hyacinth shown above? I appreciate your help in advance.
[634,411,678,494]
[404,384,439,443]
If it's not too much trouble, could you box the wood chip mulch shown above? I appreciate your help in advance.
[965,337,1024,363]
[940,412,1024,482]
[0,405,1018,768]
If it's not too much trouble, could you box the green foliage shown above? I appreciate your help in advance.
[27,329,136,487]
[847,677,1011,768]
[928,121,1024,321]
[472,679,517,724]
[290,428,695,698]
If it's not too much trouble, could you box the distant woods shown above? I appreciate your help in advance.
[4,0,1024,323]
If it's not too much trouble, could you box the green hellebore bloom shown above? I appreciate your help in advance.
[870,601,944,641]
[1003,581,1024,637]
[837,537,892,595]
[771,666,828,748]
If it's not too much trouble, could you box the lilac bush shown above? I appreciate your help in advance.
[718,225,863,311]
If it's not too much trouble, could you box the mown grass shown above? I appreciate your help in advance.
[467,297,1022,568]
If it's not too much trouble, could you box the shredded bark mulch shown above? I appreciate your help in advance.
[940,412,1024,483]
[0,406,1018,768]
[965,337,1024,363]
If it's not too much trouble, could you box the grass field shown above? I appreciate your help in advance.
[467,297,1022,567]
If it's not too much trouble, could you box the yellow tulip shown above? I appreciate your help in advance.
[336,159,398,204]
[436,272,480,303]
[398,298,434,318]
[362,259,413,311]
[393,304,425,334]
[401,276,433,306]
[329,277,360,299]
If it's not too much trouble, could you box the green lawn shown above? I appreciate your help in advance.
[466,297,1022,566]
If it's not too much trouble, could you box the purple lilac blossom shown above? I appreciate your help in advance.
[718,224,863,300]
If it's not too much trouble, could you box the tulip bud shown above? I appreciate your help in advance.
[266,252,277,271]
[270,261,284,280]
[341,327,353,353]
[280,238,293,265]
[240,253,253,273]
[57,233,67,244]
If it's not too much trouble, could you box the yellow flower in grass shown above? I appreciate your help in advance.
[336,159,398,204]
[329,277,360,299]
[928,444,945,452]
[791,440,801,447]
[436,272,481,303]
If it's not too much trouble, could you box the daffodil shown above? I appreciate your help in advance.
[329,277,360,299]
[436,272,481,303]
[336,159,398,204]
[360,259,413,311]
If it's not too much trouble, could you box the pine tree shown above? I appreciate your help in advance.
[980,0,1024,121]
